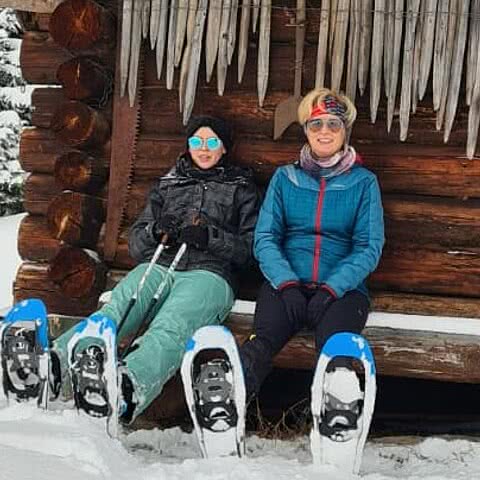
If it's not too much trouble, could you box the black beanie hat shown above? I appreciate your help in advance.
[185,115,234,152]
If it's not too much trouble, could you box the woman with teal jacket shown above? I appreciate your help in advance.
[240,88,385,399]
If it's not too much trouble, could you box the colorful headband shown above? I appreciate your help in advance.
[309,95,347,123]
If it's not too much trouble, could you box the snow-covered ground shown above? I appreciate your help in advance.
[1,216,480,479]
[1,402,480,480]
[0,212,24,310]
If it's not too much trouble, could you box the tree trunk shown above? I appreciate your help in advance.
[48,246,107,299]
[54,151,107,193]
[46,191,105,247]
[49,0,116,52]
[57,56,114,105]
[50,101,111,148]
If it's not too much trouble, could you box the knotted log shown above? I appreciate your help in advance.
[49,0,116,52]
[54,151,107,193]
[50,101,111,149]
[14,262,99,316]
[18,215,62,262]
[48,246,107,299]
[47,191,105,247]
[57,56,113,105]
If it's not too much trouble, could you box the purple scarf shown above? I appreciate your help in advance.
[299,144,357,179]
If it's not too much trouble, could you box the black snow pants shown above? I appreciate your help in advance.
[239,282,369,398]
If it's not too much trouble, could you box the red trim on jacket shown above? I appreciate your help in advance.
[312,178,326,283]
[321,283,338,298]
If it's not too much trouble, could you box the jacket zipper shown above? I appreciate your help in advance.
[312,178,326,283]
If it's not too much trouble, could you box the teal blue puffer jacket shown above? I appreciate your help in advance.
[254,162,385,298]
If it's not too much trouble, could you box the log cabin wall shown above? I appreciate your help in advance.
[15,2,480,322]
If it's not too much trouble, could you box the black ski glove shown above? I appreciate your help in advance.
[153,215,180,243]
[178,224,209,250]
[307,287,335,329]
[279,284,307,328]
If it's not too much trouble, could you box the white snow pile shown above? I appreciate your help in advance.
[0,400,479,480]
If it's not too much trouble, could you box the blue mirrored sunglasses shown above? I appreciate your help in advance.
[188,136,222,151]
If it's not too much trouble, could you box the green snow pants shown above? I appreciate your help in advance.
[53,263,234,419]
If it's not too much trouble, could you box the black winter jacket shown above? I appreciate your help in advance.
[128,154,261,291]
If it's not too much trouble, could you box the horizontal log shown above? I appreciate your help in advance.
[19,128,110,174]
[134,135,480,197]
[56,56,114,105]
[48,246,107,299]
[18,214,62,262]
[23,173,62,215]
[14,262,100,316]
[50,100,111,148]
[54,151,108,193]
[20,32,72,84]
[31,88,64,128]
[47,191,105,247]
[49,0,116,52]
[139,88,469,148]
[1,0,61,13]
[371,247,480,297]
[228,313,480,383]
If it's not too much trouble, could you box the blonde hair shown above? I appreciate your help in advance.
[297,88,357,128]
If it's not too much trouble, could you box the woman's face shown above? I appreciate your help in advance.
[188,126,226,170]
[304,113,345,158]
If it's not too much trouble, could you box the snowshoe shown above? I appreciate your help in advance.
[0,299,50,408]
[181,325,246,458]
[67,313,120,437]
[310,332,376,474]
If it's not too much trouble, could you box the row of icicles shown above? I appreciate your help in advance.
[120,0,480,158]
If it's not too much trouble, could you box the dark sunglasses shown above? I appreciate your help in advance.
[188,136,222,151]
[304,117,344,133]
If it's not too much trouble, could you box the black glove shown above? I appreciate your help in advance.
[279,284,307,329]
[178,224,209,250]
[153,215,180,243]
[307,287,335,329]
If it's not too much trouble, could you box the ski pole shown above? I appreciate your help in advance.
[117,233,169,336]
[120,242,188,359]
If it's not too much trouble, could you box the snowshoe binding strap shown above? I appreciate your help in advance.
[71,345,110,418]
[193,359,238,432]
[2,328,41,400]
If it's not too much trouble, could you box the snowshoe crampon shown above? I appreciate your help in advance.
[0,299,50,408]
[310,332,376,474]
[181,326,246,458]
[67,314,119,438]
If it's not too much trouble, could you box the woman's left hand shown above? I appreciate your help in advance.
[178,225,209,250]
[307,287,335,328]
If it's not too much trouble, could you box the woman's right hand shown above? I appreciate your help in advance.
[153,215,180,243]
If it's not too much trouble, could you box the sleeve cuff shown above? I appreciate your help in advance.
[321,284,338,298]
[278,280,301,291]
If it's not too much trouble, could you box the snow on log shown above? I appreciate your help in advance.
[48,246,107,299]
[50,101,111,149]
[46,191,105,247]
[54,151,107,193]
[49,0,116,52]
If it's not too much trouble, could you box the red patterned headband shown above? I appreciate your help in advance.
[309,95,347,123]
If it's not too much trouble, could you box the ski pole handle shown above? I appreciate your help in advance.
[117,233,168,336]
